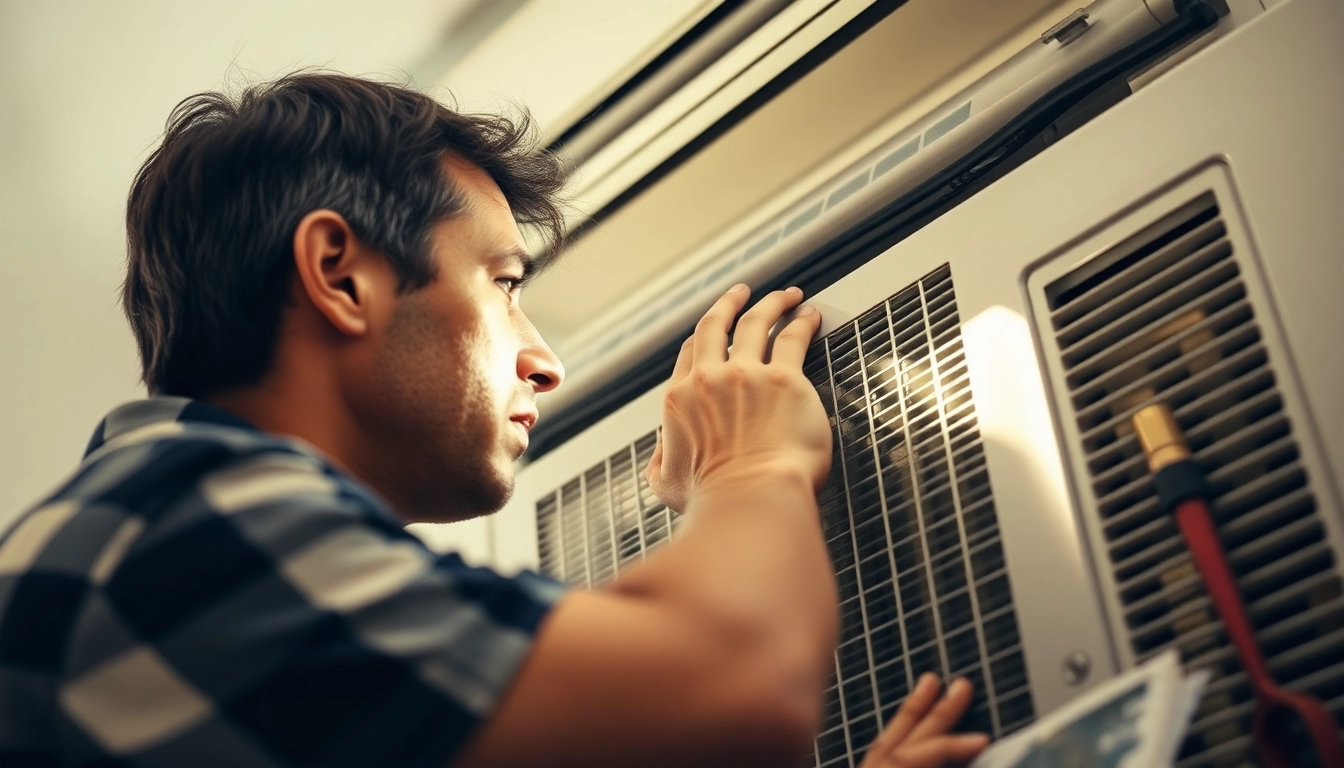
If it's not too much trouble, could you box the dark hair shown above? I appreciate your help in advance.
[123,72,567,397]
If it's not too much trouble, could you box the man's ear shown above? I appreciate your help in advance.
[291,209,387,338]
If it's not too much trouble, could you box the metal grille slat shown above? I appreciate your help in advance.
[1053,216,1229,346]
[1058,249,1239,370]
[1070,298,1252,401]
[1127,540,1331,646]
[1115,487,1316,589]
[1039,191,1344,765]
[535,493,562,579]
[1078,332,1264,446]
[1099,412,1294,532]
[1193,630,1344,717]
[1051,195,1221,330]
[1138,593,1344,667]
[1121,515,1324,623]
[1088,362,1273,485]
[1185,622,1344,691]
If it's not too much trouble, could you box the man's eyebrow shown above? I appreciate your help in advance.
[498,247,539,283]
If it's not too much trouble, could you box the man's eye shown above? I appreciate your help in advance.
[497,277,522,293]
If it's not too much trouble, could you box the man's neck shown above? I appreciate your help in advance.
[205,371,356,478]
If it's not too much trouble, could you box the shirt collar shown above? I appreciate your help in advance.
[84,397,260,458]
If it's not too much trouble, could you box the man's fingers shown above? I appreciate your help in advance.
[694,284,752,366]
[907,677,975,742]
[671,335,695,384]
[871,673,941,752]
[898,733,991,768]
[729,287,804,363]
[647,430,663,482]
[766,305,821,368]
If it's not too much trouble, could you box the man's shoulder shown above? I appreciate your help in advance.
[63,414,346,512]
[0,403,566,767]
[7,402,397,580]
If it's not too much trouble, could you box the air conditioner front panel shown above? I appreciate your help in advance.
[486,0,1344,763]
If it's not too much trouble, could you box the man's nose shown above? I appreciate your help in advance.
[518,319,564,394]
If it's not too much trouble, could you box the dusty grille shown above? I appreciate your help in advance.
[535,431,675,587]
[535,264,1034,766]
[811,264,1033,765]
[1040,191,1344,766]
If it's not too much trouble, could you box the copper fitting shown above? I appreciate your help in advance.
[1132,404,1191,473]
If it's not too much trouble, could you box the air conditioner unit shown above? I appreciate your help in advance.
[419,0,1344,764]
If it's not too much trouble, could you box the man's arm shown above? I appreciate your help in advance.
[456,286,839,768]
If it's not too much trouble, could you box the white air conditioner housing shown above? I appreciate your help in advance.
[416,0,1344,764]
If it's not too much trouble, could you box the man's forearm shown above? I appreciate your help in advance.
[614,467,838,668]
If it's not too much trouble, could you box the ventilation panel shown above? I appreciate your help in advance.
[1034,188,1344,766]
[535,432,675,587]
[535,265,1036,766]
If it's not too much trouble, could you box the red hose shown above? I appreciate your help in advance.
[1173,496,1344,768]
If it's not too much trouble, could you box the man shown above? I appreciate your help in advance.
[0,74,989,767]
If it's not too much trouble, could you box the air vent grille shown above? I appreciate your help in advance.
[536,264,1035,766]
[1043,192,1344,766]
[811,264,1032,766]
[536,432,676,586]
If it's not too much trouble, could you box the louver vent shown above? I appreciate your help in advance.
[536,264,1035,766]
[535,431,677,586]
[1042,192,1344,766]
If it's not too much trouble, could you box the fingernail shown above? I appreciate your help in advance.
[731,283,749,293]
[787,286,802,295]
[797,305,816,316]
[958,733,991,747]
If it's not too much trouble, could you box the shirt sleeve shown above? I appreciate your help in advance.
[60,445,565,768]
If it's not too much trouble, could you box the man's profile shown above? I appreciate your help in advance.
[0,73,987,768]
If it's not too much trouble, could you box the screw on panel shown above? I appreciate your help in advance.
[1062,651,1092,686]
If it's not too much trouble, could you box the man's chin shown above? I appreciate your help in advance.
[395,469,514,525]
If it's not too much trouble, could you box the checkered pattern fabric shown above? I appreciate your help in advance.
[0,397,565,767]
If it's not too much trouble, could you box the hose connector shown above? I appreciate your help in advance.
[1132,404,1191,473]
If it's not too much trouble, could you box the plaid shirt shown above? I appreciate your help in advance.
[0,397,564,767]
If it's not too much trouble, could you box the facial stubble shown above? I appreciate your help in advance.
[365,296,516,523]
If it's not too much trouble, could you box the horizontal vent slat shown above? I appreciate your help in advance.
[1052,204,1225,333]
[1120,515,1325,622]
[1127,541,1333,645]
[1099,418,1296,534]
[1079,346,1268,456]
[1051,195,1220,326]
[1085,369,1278,482]
[1068,296,1252,396]
[1136,594,1344,667]
[1059,250,1239,370]
[1113,487,1315,583]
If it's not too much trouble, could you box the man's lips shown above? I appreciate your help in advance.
[510,412,537,433]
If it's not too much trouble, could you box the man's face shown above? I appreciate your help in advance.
[346,156,563,523]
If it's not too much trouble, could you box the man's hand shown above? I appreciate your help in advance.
[859,674,991,768]
[646,285,832,512]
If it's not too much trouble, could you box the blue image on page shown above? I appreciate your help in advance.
[1012,682,1148,768]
